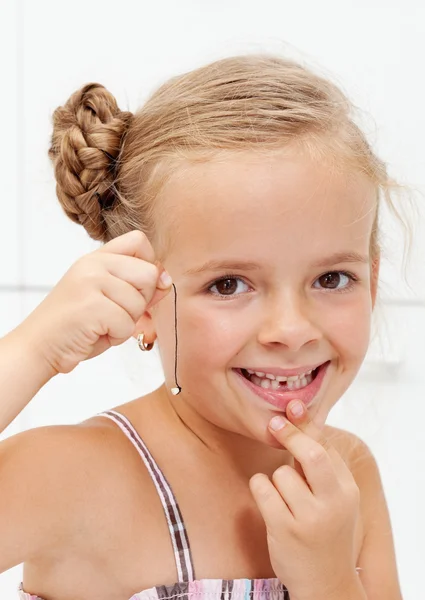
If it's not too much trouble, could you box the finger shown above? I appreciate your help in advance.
[96,231,173,293]
[145,284,173,311]
[101,275,154,323]
[96,254,159,294]
[268,415,340,497]
[94,296,138,344]
[249,473,293,528]
[97,230,156,263]
[285,400,351,484]
[284,400,322,482]
[271,464,314,518]
[285,400,329,445]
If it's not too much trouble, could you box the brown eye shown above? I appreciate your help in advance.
[315,272,351,290]
[215,278,238,295]
[208,277,249,296]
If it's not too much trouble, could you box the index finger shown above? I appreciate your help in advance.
[269,415,339,496]
[97,230,156,264]
[284,401,333,482]
[285,399,332,449]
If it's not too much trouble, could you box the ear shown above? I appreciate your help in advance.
[370,253,380,309]
[131,308,157,343]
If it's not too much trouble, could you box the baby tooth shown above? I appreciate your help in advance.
[260,379,271,389]
[276,376,288,382]
[247,369,255,374]
[255,372,265,377]
[301,377,308,387]
[287,375,299,382]
[265,373,275,380]
[271,380,280,390]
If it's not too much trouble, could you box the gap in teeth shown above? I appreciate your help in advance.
[245,368,315,382]
[244,370,314,391]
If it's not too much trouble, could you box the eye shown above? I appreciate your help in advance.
[313,271,357,291]
[208,276,250,297]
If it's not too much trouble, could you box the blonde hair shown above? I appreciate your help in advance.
[48,54,412,263]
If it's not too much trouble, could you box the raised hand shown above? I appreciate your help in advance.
[249,400,363,600]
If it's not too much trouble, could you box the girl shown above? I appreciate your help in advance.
[0,54,404,600]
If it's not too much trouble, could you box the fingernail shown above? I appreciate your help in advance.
[159,270,173,288]
[290,401,304,417]
[269,416,286,431]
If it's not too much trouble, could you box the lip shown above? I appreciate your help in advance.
[233,361,330,412]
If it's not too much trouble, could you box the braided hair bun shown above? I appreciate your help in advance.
[49,83,133,241]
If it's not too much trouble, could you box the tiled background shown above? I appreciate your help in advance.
[1,0,424,598]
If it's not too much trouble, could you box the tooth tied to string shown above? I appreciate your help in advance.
[171,283,182,395]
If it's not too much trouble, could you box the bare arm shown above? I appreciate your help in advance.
[351,437,403,600]
[0,326,56,433]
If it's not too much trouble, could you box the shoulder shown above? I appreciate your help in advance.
[324,424,372,466]
[0,417,149,561]
[1,419,137,514]
[3,417,132,486]
[324,424,386,527]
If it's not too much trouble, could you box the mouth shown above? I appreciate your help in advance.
[233,361,330,412]
[240,365,321,391]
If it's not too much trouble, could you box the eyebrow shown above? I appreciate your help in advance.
[183,260,262,276]
[183,251,369,276]
[312,251,370,268]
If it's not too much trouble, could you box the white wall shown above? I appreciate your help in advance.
[1,0,424,598]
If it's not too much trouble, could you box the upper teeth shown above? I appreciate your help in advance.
[246,369,314,382]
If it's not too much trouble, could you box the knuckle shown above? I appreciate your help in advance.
[304,511,322,530]
[280,426,296,442]
[72,257,101,281]
[308,445,327,465]
[122,316,137,338]
[68,257,87,278]
[127,229,147,244]
[144,261,159,281]
[111,309,135,339]
[272,464,292,482]
[257,485,273,502]
[250,475,272,500]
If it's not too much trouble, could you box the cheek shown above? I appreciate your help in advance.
[182,304,246,366]
[325,297,372,362]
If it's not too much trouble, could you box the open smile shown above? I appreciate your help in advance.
[233,361,330,412]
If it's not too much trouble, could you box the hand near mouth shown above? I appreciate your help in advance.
[248,400,363,600]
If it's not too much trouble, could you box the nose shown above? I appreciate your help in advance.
[257,289,322,352]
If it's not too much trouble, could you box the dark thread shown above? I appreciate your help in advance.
[101,149,118,176]
[172,283,182,393]
[101,149,116,162]
[93,186,117,211]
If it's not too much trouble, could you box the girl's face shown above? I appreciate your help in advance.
[151,150,378,445]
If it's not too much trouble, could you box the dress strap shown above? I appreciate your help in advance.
[97,409,196,582]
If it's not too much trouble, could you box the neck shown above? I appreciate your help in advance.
[155,383,294,480]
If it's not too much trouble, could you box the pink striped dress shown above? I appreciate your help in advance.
[18,409,361,600]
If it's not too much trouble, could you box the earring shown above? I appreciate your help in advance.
[137,332,154,351]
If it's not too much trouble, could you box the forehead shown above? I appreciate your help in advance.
[158,151,377,266]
